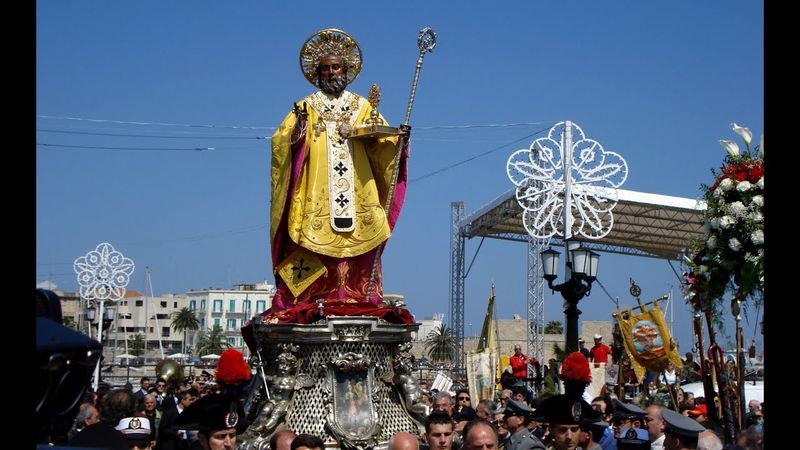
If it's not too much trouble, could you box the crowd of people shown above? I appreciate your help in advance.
[51,346,765,450]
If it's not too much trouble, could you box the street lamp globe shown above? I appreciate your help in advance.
[569,247,591,277]
[85,306,97,322]
[541,248,560,282]
[585,251,600,282]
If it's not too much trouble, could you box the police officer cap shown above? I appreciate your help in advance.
[531,394,601,425]
[589,419,609,431]
[174,393,245,434]
[661,408,706,439]
[612,399,647,419]
[503,399,533,418]
[115,416,152,441]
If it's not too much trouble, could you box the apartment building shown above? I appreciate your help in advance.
[185,281,276,356]
[44,286,187,360]
[114,291,187,356]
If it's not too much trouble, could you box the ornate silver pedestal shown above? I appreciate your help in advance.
[239,316,424,450]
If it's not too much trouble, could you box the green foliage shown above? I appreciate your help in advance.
[194,325,230,356]
[544,320,564,334]
[62,316,77,330]
[551,342,566,361]
[129,333,145,357]
[425,324,456,361]
[171,307,200,354]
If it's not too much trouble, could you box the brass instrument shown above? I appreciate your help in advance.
[155,358,184,390]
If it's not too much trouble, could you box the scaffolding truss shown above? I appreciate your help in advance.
[449,187,705,375]
[449,202,466,378]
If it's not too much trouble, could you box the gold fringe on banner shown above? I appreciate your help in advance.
[615,302,683,382]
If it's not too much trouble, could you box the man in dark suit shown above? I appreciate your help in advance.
[133,377,151,411]
[157,388,198,450]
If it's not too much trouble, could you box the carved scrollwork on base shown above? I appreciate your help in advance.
[333,325,371,342]
[245,344,314,438]
[237,316,423,450]
[391,343,425,415]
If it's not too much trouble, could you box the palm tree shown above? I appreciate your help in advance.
[129,333,145,357]
[62,316,77,331]
[425,324,456,362]
[544,320,564,334]
[194,325,230,356]
[171,307,200,355]
[551,342,566,361]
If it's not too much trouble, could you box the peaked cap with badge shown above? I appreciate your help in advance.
[116,416,152,441]
[611,398,647,420]
[504,398,534,419]
[174,392,244,434]
[661,408,706,439]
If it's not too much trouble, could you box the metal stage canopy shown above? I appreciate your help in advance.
[449,187,706,378]
[461,187,707,259]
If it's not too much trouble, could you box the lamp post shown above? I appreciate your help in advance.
[541,241,599,353]
[74,242,135,392]
[85,300,117,389]
[506,121,627,358]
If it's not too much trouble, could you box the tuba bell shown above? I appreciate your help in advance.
[155,358,184,391]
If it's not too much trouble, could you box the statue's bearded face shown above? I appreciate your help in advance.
[316,55,348,96]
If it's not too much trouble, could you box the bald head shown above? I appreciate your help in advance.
[463,420,499,450]
[697,430,723,450]
[389,431,420,450]
[270,429,297,450]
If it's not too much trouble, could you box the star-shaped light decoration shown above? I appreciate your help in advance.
[73,242,135,301]
[506,121,628,239]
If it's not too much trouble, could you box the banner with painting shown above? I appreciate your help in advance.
[466,349,497,403]
[615,301,683,381]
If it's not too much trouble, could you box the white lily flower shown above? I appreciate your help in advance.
[731,123,752,148]
[720,140,739,158]
[758,134,764,157]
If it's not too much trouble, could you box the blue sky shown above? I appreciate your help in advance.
[37,1,764,354]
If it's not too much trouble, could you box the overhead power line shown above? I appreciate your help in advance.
[38,115,553,133]
[410,124,553,182]
[37,128,268,140]
[36,143,264,151]
[38,115,276,131]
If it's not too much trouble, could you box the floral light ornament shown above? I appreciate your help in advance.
[683,124,763,314]
[506,121,628,239]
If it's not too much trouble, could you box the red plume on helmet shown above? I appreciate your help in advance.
[561,352,591,383]
[215,349,251,389]
[560,351,591,400]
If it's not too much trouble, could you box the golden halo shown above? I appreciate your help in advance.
[299,28,363,88]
